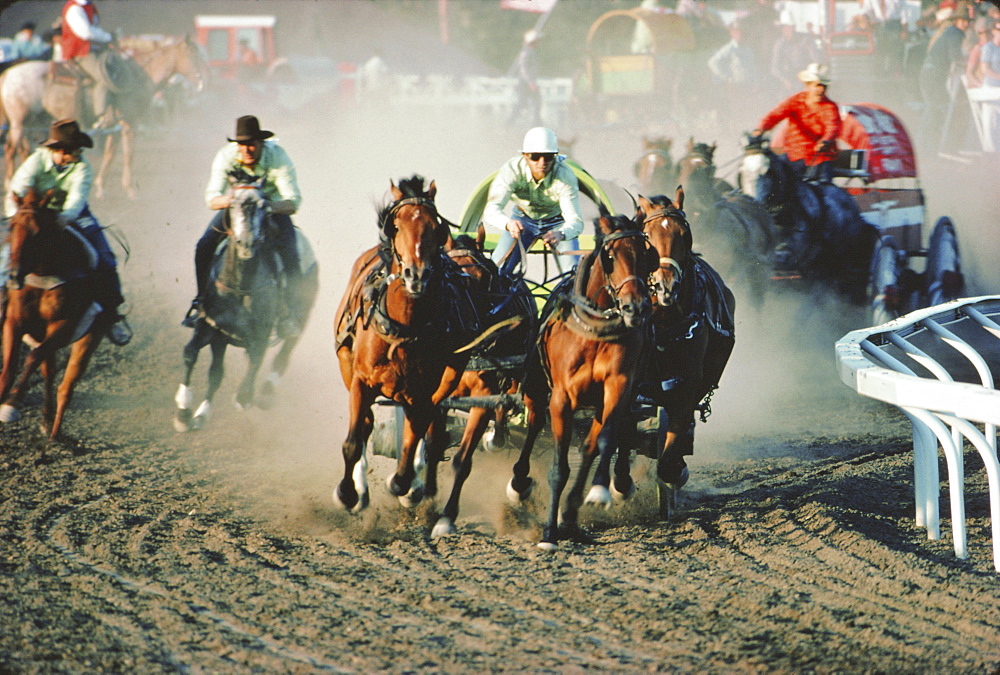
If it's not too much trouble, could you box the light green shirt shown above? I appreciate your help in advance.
[204,140,301,211]
[5,148,92,220]
[483,155,584,240]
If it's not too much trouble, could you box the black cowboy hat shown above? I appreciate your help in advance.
[227,115,274,143]
[40,118,93,150]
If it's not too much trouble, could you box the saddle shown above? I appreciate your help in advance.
[43,51,141,123]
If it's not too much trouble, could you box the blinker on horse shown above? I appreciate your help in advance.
[506,208,658,551]
[0,188,109,439]
[333,176,481,519]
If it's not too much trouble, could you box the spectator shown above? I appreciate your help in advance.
[919,10,972,153]
[772,15,821,96]
[508,29,542,127]
[708,22,759,89]
[978,20,1000,150]
[966,16,991,87]
[11,21,51,61]
[860,0,907,76]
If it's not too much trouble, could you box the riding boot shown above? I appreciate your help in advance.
[183,231,221,327]
[95,267,132,346]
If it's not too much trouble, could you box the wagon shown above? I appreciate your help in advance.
[769,103,964,324]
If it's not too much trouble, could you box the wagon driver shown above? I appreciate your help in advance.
[4,119,132,346]
[484,126,584,276]
[182,115,304,338]
[751,62,841,184]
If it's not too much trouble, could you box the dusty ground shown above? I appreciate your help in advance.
[2,74,1000,673]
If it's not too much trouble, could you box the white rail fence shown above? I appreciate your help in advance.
[836,296,1000,571]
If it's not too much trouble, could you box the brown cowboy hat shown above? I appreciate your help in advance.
[40,118,93,150]
[227,115,274,143]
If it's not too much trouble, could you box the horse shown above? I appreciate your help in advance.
[506,209,658,550]
[634,136,675,198]
[421,229,538,537]
[676,139,774,309]
[0,188,112,439]
[173,179,318,432]
[0,36,208,199]
[737,136,878,304]
[333,176,483,517]
[633,190,736,518]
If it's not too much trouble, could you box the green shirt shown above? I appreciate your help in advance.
[204,140,301,211]
[5,148,93,220]
[483,155,584,240]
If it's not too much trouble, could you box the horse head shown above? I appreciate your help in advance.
[590,207,656,329]
[639,187,693,309]
[635,136,674,195]
[738,136,786,212]
[677,140,718,212]
[177,35,210,92]
[6,188,62,288]
[228,179,267,261]
[379,175,447,298]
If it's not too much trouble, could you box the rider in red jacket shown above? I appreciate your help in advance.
[59,0,115,131]
[753,62,841,183]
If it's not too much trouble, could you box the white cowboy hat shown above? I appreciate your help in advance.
[798,63,832,85]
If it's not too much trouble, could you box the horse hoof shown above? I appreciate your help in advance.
[173,408,193,433]
[611,477,637,502]
[0,404,21,423]
[333,484,368,513]
[506,476,533,504]
[584,485,613,510]
[431,517,456,539]
[662,465,689,491]
[481,428,497,452]
[537,541,558,552]
[398,484,424,508]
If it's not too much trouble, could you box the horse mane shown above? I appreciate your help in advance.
[377,174,432,226]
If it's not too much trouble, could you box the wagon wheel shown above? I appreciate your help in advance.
[869,234,902,325]
[924,216,963,308]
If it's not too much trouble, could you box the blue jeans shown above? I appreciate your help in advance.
[490,213,573,276]
[74,206,124,311]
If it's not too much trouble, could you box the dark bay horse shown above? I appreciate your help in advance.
[737,137,877,303]
[676,139,774,308]
[0,36,208,199]
[506,210,658,550]
[173,180,318,432]
[333,176,481,517]
[423,229,538,537]
[635,191,735,517]
[0,188,111,439]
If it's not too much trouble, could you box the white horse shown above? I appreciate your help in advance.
[0,36,207,199]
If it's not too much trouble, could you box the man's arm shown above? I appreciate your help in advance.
[482,160,517,232]
[58,160,93,222]
[204,146,234,209]
[265,144,302,214]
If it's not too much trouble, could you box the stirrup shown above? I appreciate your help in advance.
[108,316,132,346]
[181,300,202,328]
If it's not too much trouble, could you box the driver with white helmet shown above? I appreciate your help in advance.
[484,127,584,275]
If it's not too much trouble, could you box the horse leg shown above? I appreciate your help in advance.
[334,381,375,513]
[39,349,58,432]
[49,334,103,440]
[94,132,116,201]
[120,120,136,200]
[388,401,434,507]
[432,404,492,538]
[507,389,546,503]
[235,338,266,411]
[539,389,574,551]
[257,336,296,410]
[174,325,214,432]
[0,320,25,423]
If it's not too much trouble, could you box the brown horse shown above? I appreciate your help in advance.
[421,229,537,537]
[506,209,658,550]
[0,188,112,439]
[634,136,675,197]
[676,139,774,309]
[334,176,481,516]
[636,190,735,516]
[0,36,208,199]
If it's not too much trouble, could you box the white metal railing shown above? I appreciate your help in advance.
[836,296,1000,571]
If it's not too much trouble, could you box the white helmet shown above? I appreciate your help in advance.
[521,127,558,154]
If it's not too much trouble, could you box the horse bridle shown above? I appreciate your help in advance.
[379,196,441,274]
[596,229,653,311]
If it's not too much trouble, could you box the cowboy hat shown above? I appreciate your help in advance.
[798,63,832,85]
[227,115,274,143]
[40,118,93,150]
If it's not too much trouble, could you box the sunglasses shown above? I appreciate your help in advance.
[526,153,556,162]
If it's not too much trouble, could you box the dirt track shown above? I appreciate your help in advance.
[2,83,1000,673]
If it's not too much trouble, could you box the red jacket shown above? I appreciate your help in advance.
[60,0,99,60]
[758,91,841,166]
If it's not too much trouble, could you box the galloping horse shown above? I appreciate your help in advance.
[422,229,537,537]
[676,139,774,308]
[334,176,481,516]
[174,179,318,432]
[738,136,877,303]
[507,209,658,550]
[634,136,675,197]
[635,191,735,516]
[0,188,111,439]
[0,36,208,199]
